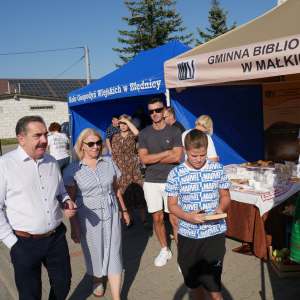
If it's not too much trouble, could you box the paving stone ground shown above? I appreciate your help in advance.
[1,210,300,300]
[1,145,300,299]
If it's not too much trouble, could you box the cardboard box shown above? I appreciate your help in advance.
[269,246,300,278]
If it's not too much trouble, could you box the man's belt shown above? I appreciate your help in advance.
[13,227,58,238]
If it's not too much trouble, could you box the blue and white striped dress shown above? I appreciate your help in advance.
[64,156,123,277]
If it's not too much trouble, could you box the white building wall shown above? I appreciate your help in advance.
[0,96,68,139]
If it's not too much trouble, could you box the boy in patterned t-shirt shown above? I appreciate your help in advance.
[165,129,231,300]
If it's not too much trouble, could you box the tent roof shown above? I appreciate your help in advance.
[68,40,191,107]
[174,0,299,59]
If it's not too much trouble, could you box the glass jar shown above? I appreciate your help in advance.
[257,169,265,184]
[274,163,283,179]
[291,164,297,178]
[281,164,291,180]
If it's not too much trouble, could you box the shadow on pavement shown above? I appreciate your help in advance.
[173,283,233,300]
[68,273,93,299]
[121,210,153,299]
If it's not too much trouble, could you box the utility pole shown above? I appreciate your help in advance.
[85,45,91,85]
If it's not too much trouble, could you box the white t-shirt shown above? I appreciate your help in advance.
[181,129,217,162]
[48,133,70,160]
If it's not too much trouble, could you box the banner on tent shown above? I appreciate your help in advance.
[263,81,300,162]
[165,34,300,88]
[68,79,162,104]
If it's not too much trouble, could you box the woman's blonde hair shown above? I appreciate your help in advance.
[119,114,132,122]
[185,129,208,151]
[72,128,107,161]
[195,115,213,136]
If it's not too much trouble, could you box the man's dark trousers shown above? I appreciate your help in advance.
[10,223,72,300]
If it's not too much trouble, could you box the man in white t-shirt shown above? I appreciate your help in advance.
[47,122,70,175]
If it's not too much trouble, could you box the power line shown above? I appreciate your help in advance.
[0,47,84,56]
[53,55,85,79]
[0,34,109,47]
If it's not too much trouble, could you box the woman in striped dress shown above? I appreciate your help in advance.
[63,128,130,299]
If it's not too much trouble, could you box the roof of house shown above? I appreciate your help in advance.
[0,78,96,99]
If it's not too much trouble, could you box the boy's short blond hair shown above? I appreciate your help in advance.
[195,115,213,136]
[185,129,208,151]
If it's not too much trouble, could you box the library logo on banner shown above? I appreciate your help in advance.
[177,59,196,81]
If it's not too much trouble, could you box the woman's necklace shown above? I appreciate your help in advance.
[121,131,128,138]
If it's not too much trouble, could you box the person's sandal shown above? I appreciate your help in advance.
[124,220,134,230]
[93,283,104,297]
[143,220,152,230]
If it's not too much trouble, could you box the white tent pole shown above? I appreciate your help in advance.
[166,88,171,106]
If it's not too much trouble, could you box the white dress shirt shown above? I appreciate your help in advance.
[0,146,69,248]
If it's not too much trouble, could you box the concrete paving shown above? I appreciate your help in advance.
[0,212,300,300]
[1,145,300,299]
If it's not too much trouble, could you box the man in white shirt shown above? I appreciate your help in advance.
[0,116,77,300]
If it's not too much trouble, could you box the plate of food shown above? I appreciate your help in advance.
[234,185,252,192]
[237,178,250,185]
[229,179,239,183]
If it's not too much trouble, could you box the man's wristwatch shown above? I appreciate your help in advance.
[123,208,127,213]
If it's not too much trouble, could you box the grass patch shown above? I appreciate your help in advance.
[1,139,19,145]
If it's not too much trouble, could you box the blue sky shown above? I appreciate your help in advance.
[0,0,277,80]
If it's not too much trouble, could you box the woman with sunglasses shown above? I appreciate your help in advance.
[111,115,151,230]
[63,128,130,299]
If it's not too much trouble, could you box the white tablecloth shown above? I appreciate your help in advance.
[225,164,300,216]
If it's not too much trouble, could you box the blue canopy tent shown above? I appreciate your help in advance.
[170,85,264,166]
[67,41,191,147]
[67,40,261,166]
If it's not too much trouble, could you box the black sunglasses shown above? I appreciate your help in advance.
[148,107,164,115]
[83,139,102,148]
[56,191,84,210]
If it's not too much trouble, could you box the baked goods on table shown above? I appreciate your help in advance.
[240,161,273,167]
[237,179,249,185]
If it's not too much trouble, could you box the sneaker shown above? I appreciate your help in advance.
[155,248,172,267]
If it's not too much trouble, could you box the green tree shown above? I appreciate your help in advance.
[112,0,194,68]
[195,0,237,46]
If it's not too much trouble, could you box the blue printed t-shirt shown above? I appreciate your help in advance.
[105,124,121,143]
[165,160,231,239]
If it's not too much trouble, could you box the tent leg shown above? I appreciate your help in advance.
[166,88,171,106]
[68,107,72,158]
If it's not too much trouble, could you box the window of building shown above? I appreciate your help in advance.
[30,105,55,111]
